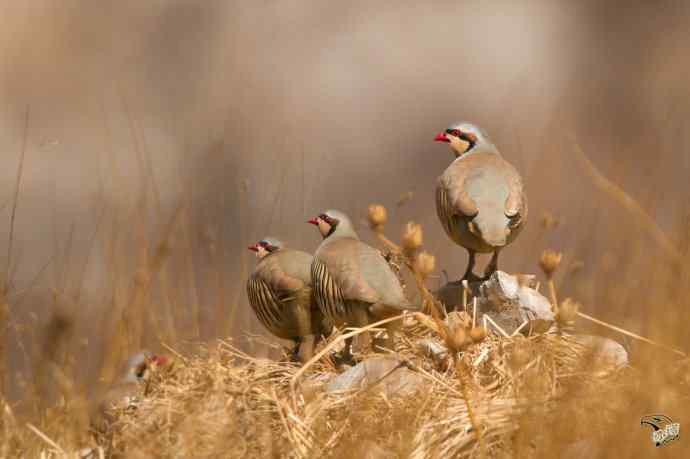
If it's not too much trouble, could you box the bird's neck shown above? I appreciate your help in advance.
[456,143,500,159]
[323,227,359,244]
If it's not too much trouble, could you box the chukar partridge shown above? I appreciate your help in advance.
[247,238,328,363]
[91,352,168,436]
[434,122,527,281]
[308,210,418,356]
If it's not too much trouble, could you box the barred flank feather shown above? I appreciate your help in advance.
[436,185,460,244]
[311,259,346,324]
[246,277,287,338]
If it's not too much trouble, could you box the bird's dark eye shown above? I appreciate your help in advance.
[508,214,521,228]
[135,363,147,378]
[447,129,461,137]
[319,214,330,223]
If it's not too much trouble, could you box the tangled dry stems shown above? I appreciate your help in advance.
[86,321,638,458]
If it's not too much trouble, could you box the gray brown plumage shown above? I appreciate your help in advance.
[434,122,527,281]
[308,210,418,355]
[247,237,327,363]
[91,352,168,439]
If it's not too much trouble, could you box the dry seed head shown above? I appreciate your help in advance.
[509,343,531,370]
[539,249,562,278]
[367,204,387,231]
[414,251,436,278]
[447,324,468,353]
[401,222,423,253]
[556,297,580,323]
[469,326,487,343]
[540,211,560,230]
[396,191,413,207]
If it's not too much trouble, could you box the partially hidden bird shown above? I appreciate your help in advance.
[434,122,527,282]
[91,351,169,438]
[247,237,329,363]
[308,210,419,357]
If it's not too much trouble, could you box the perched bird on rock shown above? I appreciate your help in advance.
[247,237,328,363]
[91,351,168,438]
[308,210,418,356]
[434,122,527,281]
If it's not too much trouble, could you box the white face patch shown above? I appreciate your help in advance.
[317,218,332,237]
[448,135,472,156]
[256,246,269,259]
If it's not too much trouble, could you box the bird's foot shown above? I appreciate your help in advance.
[481,266,498,281]
[461,271,483,285]
[287,345,302,364]
[331,350,357,368]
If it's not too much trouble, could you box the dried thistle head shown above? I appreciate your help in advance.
[469,326,487,343]
[556,297,580,324]
[367,204,387,232]
[414,251,436,278]
[508,341,532,371]
[396,191,413,207]
[401,222,423,254]
[446,323,469,353]
[540,211,560,230]
[539,249,562,278]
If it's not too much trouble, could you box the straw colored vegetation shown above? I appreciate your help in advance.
[2,195,689,459]
[1,129,690,458]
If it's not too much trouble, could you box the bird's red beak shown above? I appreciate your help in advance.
[247,244,259,252]
[307,218,319,225]
[153,355,169,366]
[434,132,450,143]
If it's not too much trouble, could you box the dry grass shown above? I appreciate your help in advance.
[0,314,662,458]
[1,116,690,458]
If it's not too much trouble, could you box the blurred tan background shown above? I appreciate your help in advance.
[1,0,689,402]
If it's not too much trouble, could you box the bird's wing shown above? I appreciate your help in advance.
[258,253,305,295]
[317,238,381,305]
[276,249,313,287]
[500,160,528,220]
[438,160,479,218]
[356,242,414,310]
[246,275,286,327]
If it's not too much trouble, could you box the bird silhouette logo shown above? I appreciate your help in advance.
[640,414,680,447]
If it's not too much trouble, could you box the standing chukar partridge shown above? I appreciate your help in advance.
[434,122,527,281]
[308,210,418,357]
[91,352,168,437]
[247,238,328,363]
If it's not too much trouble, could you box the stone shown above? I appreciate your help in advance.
[326,356,424,397]
[415,339,449,368]
[569,335,628,372]
[478,271,555,335]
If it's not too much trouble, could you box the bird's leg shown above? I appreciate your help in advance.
[381,319,400,353]
[461,250,481,283]
[297,335,316,364]
[293,304,315,364]
[342,336,354,360]
[352,307,373,355]
[290,337,302,362]
[483,249,501,280]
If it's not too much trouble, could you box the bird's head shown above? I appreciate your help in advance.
[308,209,352,239]
[248,237,283,259]
[123,352,170,383]
[434,122,491,157]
